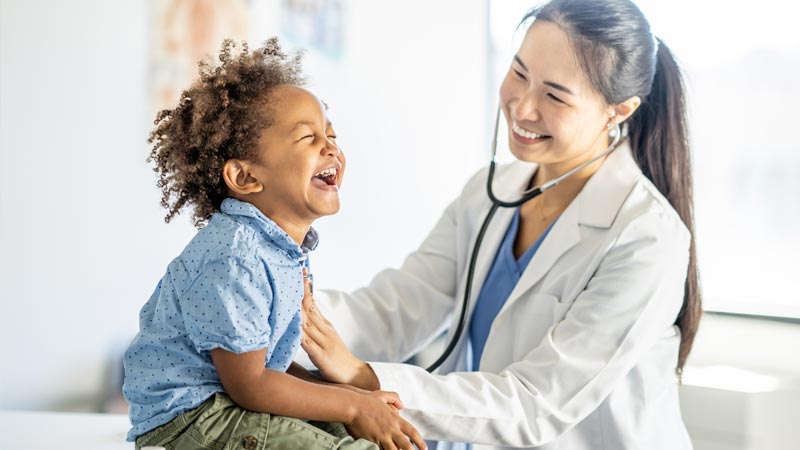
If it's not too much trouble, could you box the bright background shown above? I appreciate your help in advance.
[1,0,799,448]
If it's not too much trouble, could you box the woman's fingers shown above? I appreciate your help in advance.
[302,307,332,350]
[304,302,328,329]
[306,292,333,326]
[300,270,330,330]
[300,321,322,350]
[305,294,332,328]
[302,315,330,348]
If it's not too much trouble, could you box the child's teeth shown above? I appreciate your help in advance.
[315,168,336,177]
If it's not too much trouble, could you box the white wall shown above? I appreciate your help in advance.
[0,0,487,411]
[1,0,160,411]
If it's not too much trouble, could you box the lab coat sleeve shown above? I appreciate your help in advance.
[312,195,464,364]
[369,211,691,447]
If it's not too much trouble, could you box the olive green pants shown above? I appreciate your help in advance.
[135,393,378,450]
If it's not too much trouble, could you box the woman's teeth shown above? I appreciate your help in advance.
[512,122,549,140]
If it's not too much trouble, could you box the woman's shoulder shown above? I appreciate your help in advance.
[613,175,691,247]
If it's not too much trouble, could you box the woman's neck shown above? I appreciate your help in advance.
[531,152,608,210]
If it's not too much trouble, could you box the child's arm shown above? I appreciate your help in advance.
[210,348,425,450]
[286,362,374,396]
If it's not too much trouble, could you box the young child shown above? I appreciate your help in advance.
[123,38,425,450]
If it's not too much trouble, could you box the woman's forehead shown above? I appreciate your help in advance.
[517,21,591,96]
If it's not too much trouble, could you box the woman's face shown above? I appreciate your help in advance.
[499,20,613,166]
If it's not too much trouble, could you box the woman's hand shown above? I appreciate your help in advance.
[301,269,380,390]
[346,391,426,450]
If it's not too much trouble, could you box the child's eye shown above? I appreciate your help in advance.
[513,69,526,80]
[327,135,337,140]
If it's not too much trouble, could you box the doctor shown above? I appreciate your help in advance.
[301,0,701,449]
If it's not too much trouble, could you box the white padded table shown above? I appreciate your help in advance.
[0,410,134,450]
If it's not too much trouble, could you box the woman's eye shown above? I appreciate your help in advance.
[301,135,314,141]
[547,93,565,104]
[327,135,337,140]
[513,69,526,80]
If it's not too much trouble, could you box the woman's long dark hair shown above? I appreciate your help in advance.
[523,0,701,374]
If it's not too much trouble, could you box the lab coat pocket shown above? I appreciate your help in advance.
[510,293,572,359]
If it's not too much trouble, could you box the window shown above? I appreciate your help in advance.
[489,0,800,318]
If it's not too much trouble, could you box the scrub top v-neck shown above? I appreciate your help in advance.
[468,207,558,370]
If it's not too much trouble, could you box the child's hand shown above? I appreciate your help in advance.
[346,391,426,450]
[301,269,378,390]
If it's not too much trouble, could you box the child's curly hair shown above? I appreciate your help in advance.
[148,37,305,226]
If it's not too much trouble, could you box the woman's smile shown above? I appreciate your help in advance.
[511,121,552,144]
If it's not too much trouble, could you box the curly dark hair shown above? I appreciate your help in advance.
[147,37,305,226]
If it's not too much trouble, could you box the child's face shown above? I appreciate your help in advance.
[248,85,345,225]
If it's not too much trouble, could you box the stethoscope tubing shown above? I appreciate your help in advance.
[425,107,624,373]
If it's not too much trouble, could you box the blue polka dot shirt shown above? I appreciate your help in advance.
[123,198,319,441]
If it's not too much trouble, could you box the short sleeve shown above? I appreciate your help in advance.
[178,256,273,354]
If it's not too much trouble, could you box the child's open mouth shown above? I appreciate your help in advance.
[312,167,339,188]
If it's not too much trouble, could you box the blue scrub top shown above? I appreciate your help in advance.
[468,208,557,370]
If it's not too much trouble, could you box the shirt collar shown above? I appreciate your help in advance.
[220,198,319,259]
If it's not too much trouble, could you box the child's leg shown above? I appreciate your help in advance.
[267,419,377,450]
[135,392,378,450]
[307,420,349,439]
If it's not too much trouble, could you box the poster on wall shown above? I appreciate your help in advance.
[148,0,346,117]
[281,0,345,60]
[149,0,251,115]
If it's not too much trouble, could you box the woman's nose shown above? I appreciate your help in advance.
[510,90,541,122]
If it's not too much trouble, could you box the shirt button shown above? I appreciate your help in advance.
[241,435,258,450]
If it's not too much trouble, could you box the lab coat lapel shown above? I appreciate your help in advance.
[497,140,641,315]
[439,163,538,373]
[459,162,537,329]
[499,201,582,314]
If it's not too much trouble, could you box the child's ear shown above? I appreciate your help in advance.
[222,160,264,195]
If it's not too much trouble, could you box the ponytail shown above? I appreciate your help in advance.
[529,0,703,376]
[627,39,702,374]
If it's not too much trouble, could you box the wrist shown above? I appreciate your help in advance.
[342,390,364,424]
[353,362,380,391]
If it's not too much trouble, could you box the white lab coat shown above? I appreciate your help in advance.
[313,141,694,450]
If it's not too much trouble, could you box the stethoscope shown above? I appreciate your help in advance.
[425,106,625,373]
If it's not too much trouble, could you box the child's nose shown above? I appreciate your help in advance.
[323,139,340,156]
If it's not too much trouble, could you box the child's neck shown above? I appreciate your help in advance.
[254,204,311,246]
[270,216,311,247]
[236,195,312,246]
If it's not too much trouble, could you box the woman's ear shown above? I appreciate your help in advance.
[222,160,264,195]
[611,95,642,124]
